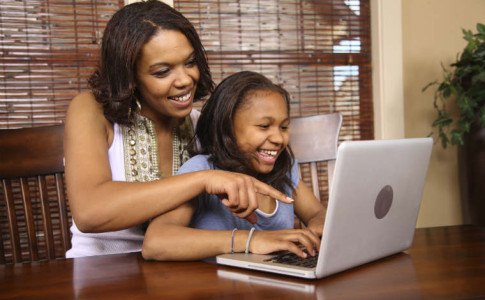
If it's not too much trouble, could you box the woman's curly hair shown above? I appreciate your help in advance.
[88,0,213,125]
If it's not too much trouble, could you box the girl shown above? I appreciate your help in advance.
[64,1,290,258]
[143,71,325,260]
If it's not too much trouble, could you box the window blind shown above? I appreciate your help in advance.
[174,0,373,203]
[0,0,372,207]
[174,0,373,141]
[0,0,124,128]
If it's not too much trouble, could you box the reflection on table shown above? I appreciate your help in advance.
[1,225,484,299]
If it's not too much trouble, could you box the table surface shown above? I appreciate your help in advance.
[1,225,484,299]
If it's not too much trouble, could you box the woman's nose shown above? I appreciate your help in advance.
[173,67,192,88]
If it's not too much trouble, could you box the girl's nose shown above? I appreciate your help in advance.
[269,128,284,144]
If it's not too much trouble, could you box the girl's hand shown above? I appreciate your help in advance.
[306,217,324,237]
[203,170,293,220]
[249,229,320,258]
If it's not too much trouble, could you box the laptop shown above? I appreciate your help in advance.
[216,138,433,279]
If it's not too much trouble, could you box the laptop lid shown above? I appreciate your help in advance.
[216,138,433,279]
[315,137,432,278]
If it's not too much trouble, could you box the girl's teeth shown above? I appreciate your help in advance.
[260,150,277,157]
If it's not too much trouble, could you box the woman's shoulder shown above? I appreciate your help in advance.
[189,109,201,128]
[178,154,212,174]
[190,108,201,118]
[65,91,113,141]
[68,91,103,117]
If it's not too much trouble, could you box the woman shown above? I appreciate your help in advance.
[64,0,291,258]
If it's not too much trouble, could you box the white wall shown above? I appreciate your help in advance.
[371,0,405,140]
[401,0,485,227]
[372,0,485,227]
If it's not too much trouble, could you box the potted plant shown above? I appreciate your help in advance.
[423,23,485,225]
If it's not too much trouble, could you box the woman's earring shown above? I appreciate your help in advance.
[136,99,142,112]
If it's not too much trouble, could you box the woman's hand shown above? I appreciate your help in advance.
[203,170,293,221]
[248,228,320,258]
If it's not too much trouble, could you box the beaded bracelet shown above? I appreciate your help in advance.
[245,227,256,254]
[231,228,238,254]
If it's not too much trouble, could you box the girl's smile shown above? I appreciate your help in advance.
[233,90,290,174]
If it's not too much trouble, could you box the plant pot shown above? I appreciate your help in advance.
[458,125,485,225]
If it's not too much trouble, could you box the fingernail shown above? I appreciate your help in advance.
[286,196,294,203]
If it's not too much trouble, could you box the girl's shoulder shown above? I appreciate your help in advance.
[178,154,213,174]
[288,158,300,191]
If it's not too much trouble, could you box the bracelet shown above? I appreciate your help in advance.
[231,228,238,254]
[245,227,256,254]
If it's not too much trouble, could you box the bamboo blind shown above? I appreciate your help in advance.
[0,0,372,232]
[174,0,373,203]
[0,0,124,128]
[174,0,373,142]
[0,0,372,136]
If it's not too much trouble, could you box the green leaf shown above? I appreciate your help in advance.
[432,111,452,127]
[422,81,437,92]
[472,71,485,84]
[457,95,476,117]
[477,23,485,34]
[480,107,485,127]
[458,119,471,133]
[441,84,453,98]
[463,29,474,42]
[450,130,464,145]
[425,22,485,148]
[439,131,449,148]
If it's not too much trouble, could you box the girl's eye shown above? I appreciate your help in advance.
[281,125,289,131]
[258,124,270,129]
[186,56,197,67]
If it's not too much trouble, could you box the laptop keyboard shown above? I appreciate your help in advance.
[265,251,318,268]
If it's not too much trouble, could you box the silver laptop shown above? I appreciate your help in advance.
[216,138,433,279]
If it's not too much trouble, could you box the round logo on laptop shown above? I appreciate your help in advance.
[374,185,393,219]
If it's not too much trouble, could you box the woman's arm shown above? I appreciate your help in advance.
[64,93,291,233]
[142,201,320,261]
[293,181,326,236]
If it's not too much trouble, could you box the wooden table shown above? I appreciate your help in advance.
[1,225,484,299]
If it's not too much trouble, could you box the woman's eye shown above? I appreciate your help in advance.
[281,125,289,131]
[258,124,270,129]
[153,69,170,78]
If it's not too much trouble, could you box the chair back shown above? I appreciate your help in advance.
[290,112,342,201]
[0,124,71,264]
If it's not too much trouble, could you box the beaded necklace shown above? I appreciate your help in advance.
[121,113,193,182]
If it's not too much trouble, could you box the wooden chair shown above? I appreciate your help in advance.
[0,124,71,264]
[290,112,343,202]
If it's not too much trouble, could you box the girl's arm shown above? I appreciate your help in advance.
[142,201,320,261]
[293,181,326,236]
[64,93,291,233]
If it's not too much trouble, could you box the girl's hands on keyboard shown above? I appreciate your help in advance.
[248,228,320,258]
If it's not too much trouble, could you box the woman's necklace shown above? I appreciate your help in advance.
[122,113,193,182]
